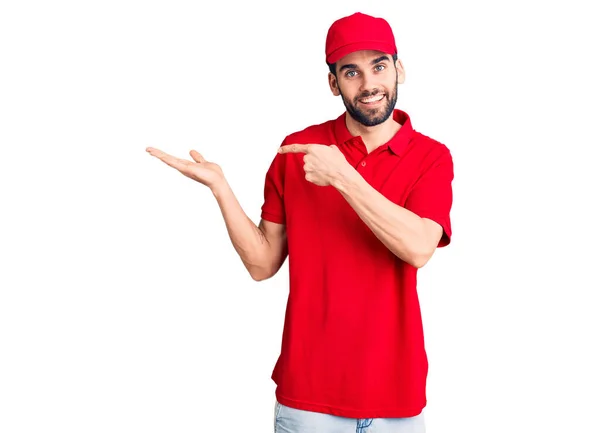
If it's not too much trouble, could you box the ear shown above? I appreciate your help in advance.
[395,58,406,85]
[328,72,341,96]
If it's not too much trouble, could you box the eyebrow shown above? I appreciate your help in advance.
[371,55,392,65]
[338,55,392,73]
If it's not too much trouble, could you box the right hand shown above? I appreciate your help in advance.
[146,147,225,190]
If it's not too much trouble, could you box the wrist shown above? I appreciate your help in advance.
[332,165,361,193]
[210,178,230,199]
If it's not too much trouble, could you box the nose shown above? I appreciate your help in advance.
[359,71,379,94]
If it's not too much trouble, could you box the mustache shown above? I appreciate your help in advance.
[355,89,386,101]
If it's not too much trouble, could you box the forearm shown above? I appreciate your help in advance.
[211,180,271,277]
[333,170,432,268]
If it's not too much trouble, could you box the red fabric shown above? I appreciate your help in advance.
[325,12,397,64]
[261,109,453,418]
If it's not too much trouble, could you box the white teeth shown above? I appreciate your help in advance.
[360,94,384,103]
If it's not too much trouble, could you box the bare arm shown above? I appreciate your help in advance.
[212,181,288,281]
[146,146,287,281]
[333,171,443,268]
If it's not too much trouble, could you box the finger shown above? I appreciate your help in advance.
[147,147,191,162]
[146,146,164,155]
[147,148,191,170]
[189,150,206,163]
[278,144,311,154]
[146,147,173,160]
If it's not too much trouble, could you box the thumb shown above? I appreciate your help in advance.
[190,150,206,163]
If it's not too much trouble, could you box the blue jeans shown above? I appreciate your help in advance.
[274,400,426,433]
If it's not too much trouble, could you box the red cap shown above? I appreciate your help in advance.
[325,12,397,64]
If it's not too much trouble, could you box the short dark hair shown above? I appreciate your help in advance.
[328,53,398,77]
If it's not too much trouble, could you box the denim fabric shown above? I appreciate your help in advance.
[274,400,426,433]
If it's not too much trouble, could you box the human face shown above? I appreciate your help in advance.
[329,50,404,127]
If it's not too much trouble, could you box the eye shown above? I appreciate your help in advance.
[374,64,386,72]
[345,70,358,78]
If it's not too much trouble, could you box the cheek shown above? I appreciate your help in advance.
[384,74,398,90]
[339,81,359,98]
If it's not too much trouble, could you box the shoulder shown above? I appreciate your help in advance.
[410,131,453,166]
[280,118,337,147]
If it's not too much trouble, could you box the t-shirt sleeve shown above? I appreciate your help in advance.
[260,139,287,224]
[404,149,454,247]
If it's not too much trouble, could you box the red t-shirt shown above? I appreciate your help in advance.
[261,109,453,418]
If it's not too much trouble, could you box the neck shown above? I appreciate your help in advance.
[345,111,401,153]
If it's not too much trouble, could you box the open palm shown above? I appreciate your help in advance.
[146,147,224,189]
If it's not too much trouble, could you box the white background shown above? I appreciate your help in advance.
[1,0,599,432]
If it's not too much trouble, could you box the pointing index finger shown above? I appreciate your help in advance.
[278,144,310,154]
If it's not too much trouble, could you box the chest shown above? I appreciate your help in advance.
[283,147,422,216]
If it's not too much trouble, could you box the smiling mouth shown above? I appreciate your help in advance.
[358,94,385,105]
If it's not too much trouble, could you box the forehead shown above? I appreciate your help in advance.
[337,50,391,66]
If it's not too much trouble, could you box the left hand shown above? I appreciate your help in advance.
[278,144,351,187]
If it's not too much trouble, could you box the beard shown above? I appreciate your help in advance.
[339,80,398,127]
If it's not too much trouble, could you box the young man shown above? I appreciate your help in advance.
[147,12,453,433]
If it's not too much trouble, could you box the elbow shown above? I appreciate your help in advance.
[249,266,274,282]
[406,256,425,269]
[407,249,435,269]
[411,257,428,269]
[250,272,269,282]
[243,256,273,282]
[246,252,287,282]
[248,255,287,282]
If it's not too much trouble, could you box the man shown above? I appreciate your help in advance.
[146,11,453,433]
